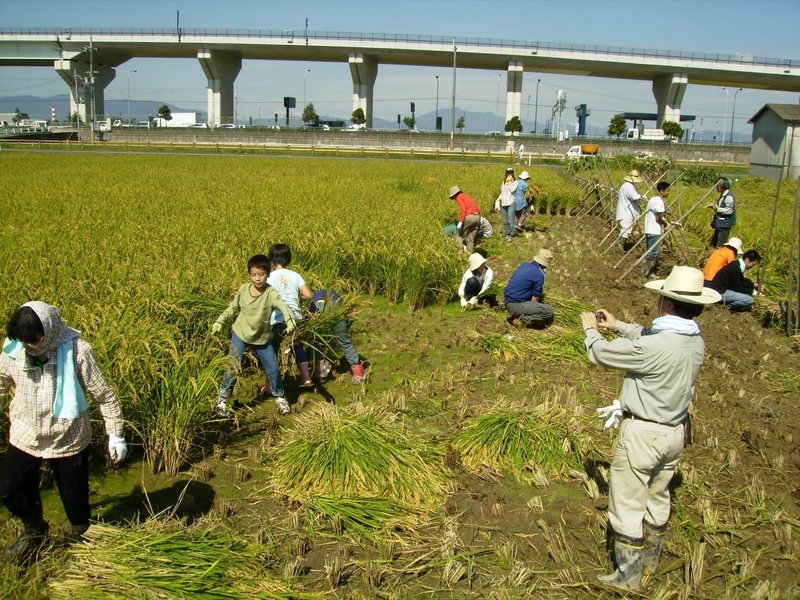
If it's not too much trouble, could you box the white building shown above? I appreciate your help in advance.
[748,104,800,181]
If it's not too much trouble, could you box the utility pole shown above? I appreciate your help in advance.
[534,78,541,134]
[729,88,742,143]
[435,75,439,131]
[127,69,137,126]
[449,39,457,150]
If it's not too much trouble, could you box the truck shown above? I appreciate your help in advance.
[150,112,203,128]
[626,128,669,141]
[565,143,600,159]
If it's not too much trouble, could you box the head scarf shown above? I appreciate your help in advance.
[22,301,80,355]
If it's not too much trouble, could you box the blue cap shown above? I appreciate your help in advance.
[310,289,342,313]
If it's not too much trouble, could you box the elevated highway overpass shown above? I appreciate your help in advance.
[1,27,798,128]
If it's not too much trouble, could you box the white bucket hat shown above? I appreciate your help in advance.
[532,248,553,268]
[468,253,487,271]
[644,266,721,305]
[519,171,530,180]
[624,169,644,184]
[725,237,743,255]
[449,186,462,198]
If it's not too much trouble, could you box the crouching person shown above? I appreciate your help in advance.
[579,267,720,591]
[309,290,366,384]
[458,253,494,309]
[0,302,127,559]
[504,249,555,328]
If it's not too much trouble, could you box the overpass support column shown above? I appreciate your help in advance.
[55,58,116,123]
[348,53,378,128]
[505,61,524,127]
[198,50,242,126]
[652,73,687,127]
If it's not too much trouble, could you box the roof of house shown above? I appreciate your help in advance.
[748,103,800,124]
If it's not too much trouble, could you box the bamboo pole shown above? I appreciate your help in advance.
[760,126,795,294]
[615,183,718,283]
[788,177,800,335]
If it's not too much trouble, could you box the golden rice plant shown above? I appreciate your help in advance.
[451,403,582,481]
[271,403,445,534]
[49,521,323,599]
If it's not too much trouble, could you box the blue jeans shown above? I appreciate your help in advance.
[645,234,660,260]
[502,204,515,237]
[218,333,283,399]
[722,290,754,311]
[311,320,360,367]
[271,312,308,364]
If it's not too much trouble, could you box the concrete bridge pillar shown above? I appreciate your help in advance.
[198,50,242,126]
[505,61,524,127]
[652,73,687,127]
[349,53,378,128]
[55,57,116,123]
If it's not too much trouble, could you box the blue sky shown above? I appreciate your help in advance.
[1,0,798,137]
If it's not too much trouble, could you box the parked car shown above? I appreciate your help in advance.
[219,123,236,129]
[484,131,504,137]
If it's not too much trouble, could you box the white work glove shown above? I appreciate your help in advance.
[752,290,759,297]
[456,222,463,231]
[596,400,623,430]
[468,296,479,306]
[285,319,296,334]
[460,297,469,308]
[108,435,128,464]
[211,322,223,335]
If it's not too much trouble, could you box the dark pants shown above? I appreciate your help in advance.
[711,227,731,248]
[0,445,90,527]
[463,277,482,300]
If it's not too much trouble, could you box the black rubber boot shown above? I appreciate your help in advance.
[642,521,668,573]
[4,520,49,560]
[598,533,645,591]
[71,522,90,543]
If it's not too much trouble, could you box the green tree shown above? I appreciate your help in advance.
[662,120,683,139]
[402,115,416,130]
[12,107,22,124]
[70,111,83,124]
[456,115,466,132]
[608,115,627,138]
[351,108,366,126]
[504,115,522,134]
[302,103,318,125]
[157,105,172,122]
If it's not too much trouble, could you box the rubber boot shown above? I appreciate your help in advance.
[5,519,49,560]
[642,521,667,573]
[622,239,635,252]
[643,259,657,278]
[351,363,366,383]
[215,396,232,419]
[617,236,628,250]
[71,522,90,543]
[598,533,644,591]
[314,359,332,380]
[297,362,313,387]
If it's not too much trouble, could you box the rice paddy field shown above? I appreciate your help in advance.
[0,149,798,599]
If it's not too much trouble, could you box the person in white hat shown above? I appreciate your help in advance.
[579,266,720,591]
[702,236,743,283]
[515,171,531,232]
[458,253,494,309]
[494,169,518,242]
[615,169,645,251]
[504,248,555,327]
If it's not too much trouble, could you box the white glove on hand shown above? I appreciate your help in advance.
[456,222,463,231]
[468,296,479,306]
[596,400,623,430]
[108,435,128,464]
[460,297,469,308]
[211,322,223,335]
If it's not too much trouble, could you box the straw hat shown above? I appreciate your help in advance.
[532,248,553,268]
[725,237,743,255]
[623,169,644,184]
[449,186,462,198]
[468,253,487,271]
[644,266,721,304]
[519,171,530,180]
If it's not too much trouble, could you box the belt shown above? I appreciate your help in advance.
[622,410,666,426]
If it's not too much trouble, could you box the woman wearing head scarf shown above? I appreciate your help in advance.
[0,301,126,558]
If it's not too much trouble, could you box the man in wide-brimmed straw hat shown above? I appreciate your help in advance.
[579,266,720,591]
[615,169,645,252]
[504,248,555,327]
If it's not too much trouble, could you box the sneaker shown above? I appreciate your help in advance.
[318,359,332,379]
[274,396,291,415]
